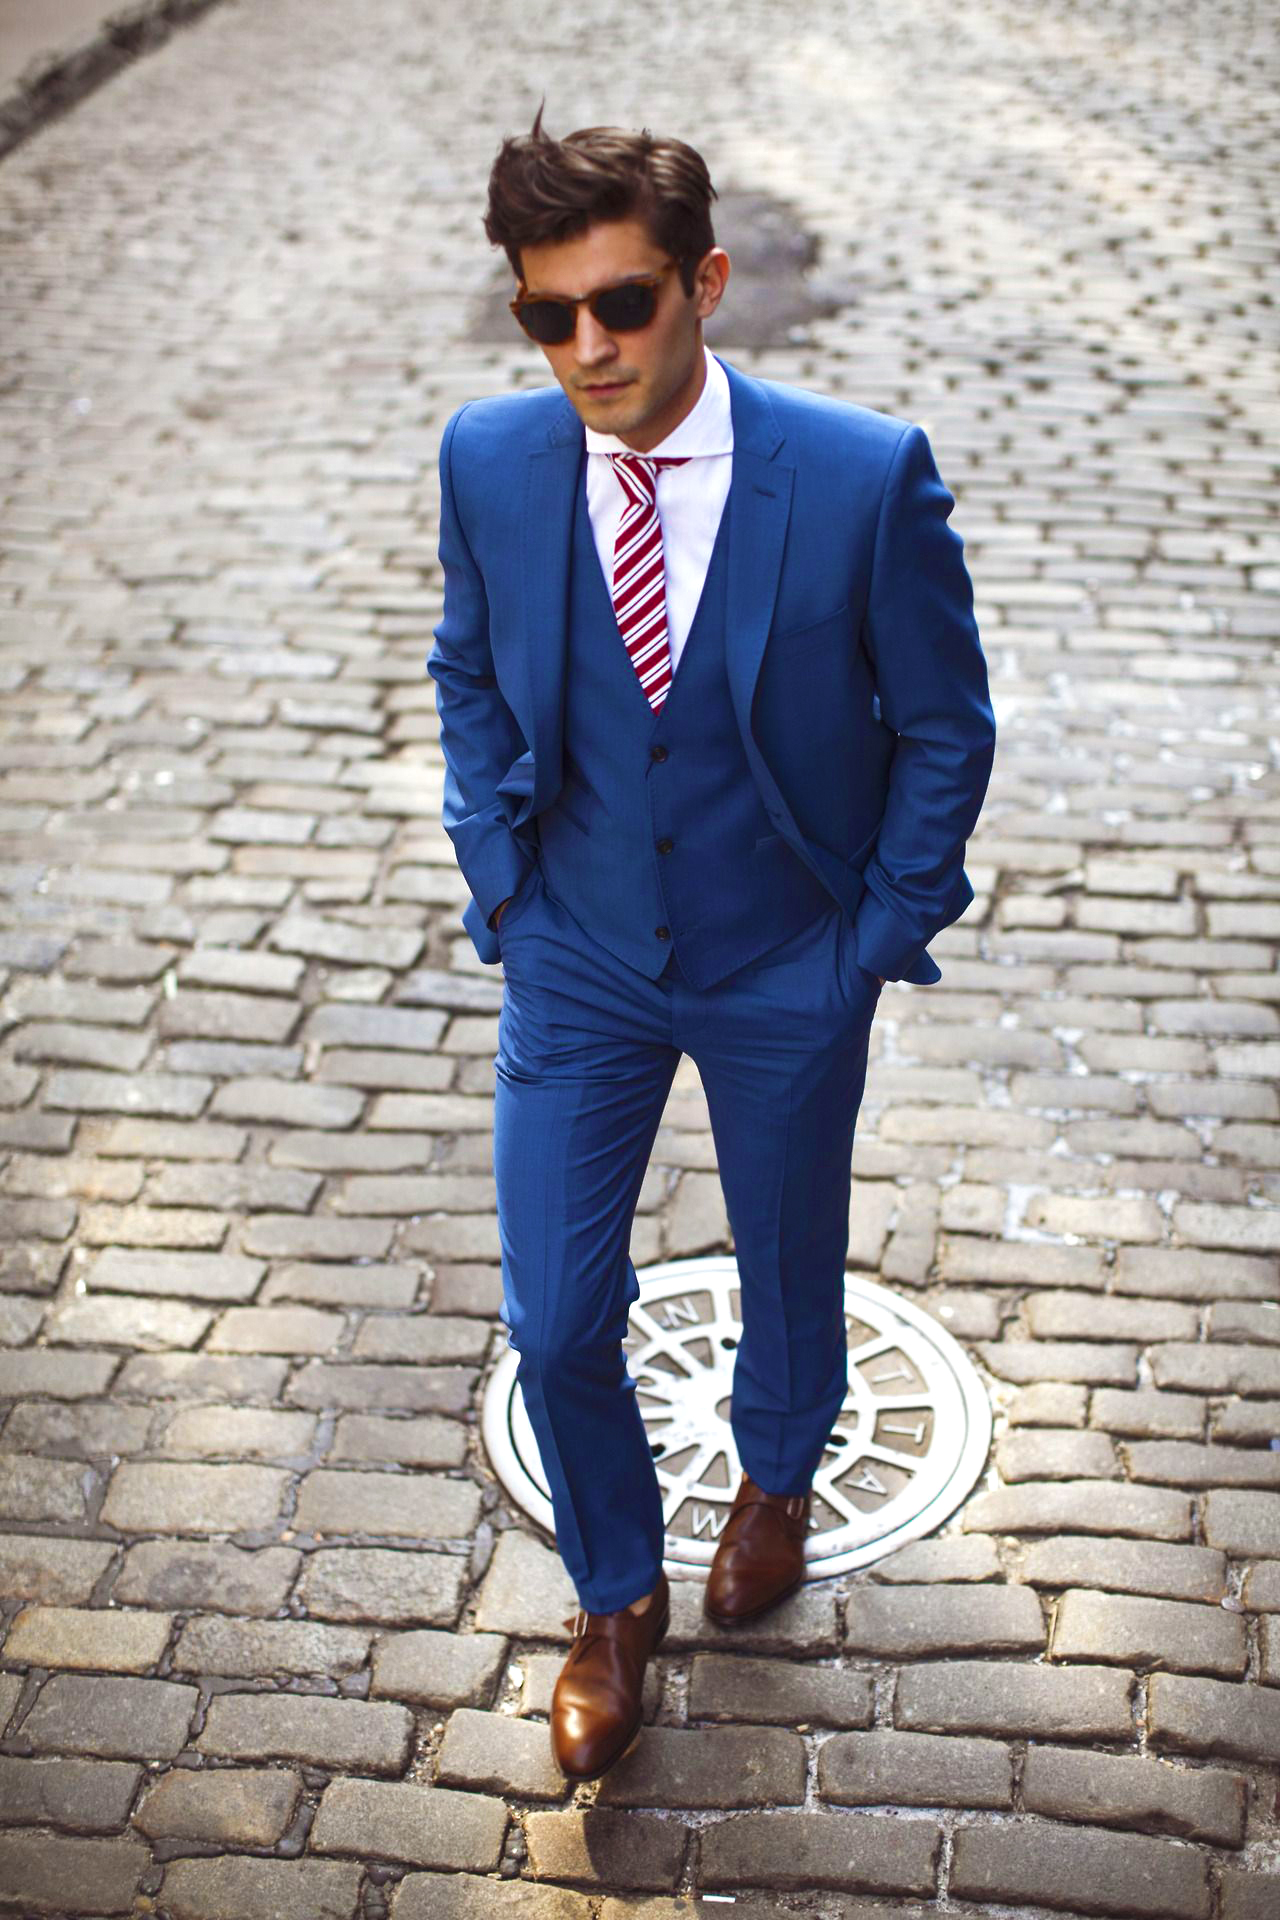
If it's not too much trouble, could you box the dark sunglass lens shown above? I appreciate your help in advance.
[593,282,658,332]
[518,301,577,345]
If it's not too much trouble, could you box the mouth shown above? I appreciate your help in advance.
[579,379,633,396]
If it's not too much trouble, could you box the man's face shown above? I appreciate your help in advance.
[516,216,728,452]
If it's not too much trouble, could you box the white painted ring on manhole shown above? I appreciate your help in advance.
[482,1256,992,1578]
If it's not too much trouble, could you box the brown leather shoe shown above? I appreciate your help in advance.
[550,1570,670,1780]
[704,1470,810,1626]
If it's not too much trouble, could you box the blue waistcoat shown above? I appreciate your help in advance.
[534,466,834,991]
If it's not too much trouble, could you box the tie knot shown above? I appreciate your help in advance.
[611,452,688,500]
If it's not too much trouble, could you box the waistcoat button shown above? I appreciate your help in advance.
[650,745,668,762]
[656,837,674,854]
[655,925,670,940]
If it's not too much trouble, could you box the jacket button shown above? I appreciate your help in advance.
[655,925,670,941]
[656,837,674,854]
[650,745,668,762]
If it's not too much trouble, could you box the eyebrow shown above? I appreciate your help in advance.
[521,269,662,298]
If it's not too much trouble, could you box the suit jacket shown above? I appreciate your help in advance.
[428,353,996,984]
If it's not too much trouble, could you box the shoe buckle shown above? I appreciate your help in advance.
[571,1608,589,1638]
[785,1495,805,1519]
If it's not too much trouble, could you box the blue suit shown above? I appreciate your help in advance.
[429,355,995,1610]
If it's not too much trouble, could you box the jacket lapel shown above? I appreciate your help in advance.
[518,399,583,822]
[720,358,794,743]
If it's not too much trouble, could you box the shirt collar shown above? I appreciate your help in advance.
[584,345,733,458]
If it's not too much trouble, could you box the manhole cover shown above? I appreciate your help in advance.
[483,1256,992,1578]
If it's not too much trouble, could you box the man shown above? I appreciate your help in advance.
[428,113,995,1781]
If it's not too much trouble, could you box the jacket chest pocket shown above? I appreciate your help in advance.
[768,602,850,654]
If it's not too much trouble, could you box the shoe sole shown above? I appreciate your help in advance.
[553,1599,671,1782]
[703,1570,804,1629]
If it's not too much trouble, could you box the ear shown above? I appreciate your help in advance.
[693,246,730,321]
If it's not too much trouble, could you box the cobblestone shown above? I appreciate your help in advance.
[1149,1674,1280,1768]
[197,1690,414,1773]
[132,1764,302,1844]
[698,1809,939,1894]
[0,1755,142,1831]
[3,1152,141,1203]
[100,1460,290,1532]
[286,1360,475,1414]
[0,1831,149,1916]
[867,1535,1001,1583]
[48,1291,216,1349]
[88,1117,246,1161]
[435,1706,569,1799]
[688,1653,873,1727]
[209,1076,365,1129]
[370,1627,509,1707]
[158,1855,363,1920]
[895,1660,1133,1741]
[596,1726,807,1808]
[1020,1745,1246,1847]
[603,1906,928,1920]
[15,1673,197,1759]
[975,1341,1141,1387]
[3,1603,171,1672]
[309,1776,508,1871]
[523,1809,685,1891]
[1203,1487,1280,1556]
[296,1545,468,1625]
[114,1352,288,1400]
[995,1426,1120,1481]
[45,1068,212,1117]
[1151,1344,1280,1390]
[206,1304,344,1354]
[1220,1869,1280,1920]
[329,1411,466,1466]
[1049,1588,1248,1677]
[844,1582,1045,1656]
[170,1614,370,1677]
[0,1453,91,1524]
[1018,1535,1228,1604]
[111,1539,301,1614]
[0,1533,116,1604]
[392,1874,592,1919]
[950,1822,1209,1919]
[1090,1388,1207,1439]
[818,1729,1011,1809]
[964,1479,1193,1540]
[161,1404,316,1457]
[1217,1398,1280,1445]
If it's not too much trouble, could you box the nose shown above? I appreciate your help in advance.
[574,304,619,366]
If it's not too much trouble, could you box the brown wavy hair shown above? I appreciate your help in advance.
[484,106,717,295]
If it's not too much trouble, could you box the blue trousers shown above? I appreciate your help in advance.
[492,862,881,1613]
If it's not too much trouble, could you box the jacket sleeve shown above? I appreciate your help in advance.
[850,423,996,983]
[427,405,537,936]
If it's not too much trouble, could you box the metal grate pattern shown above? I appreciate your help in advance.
[483,1257,992,1577]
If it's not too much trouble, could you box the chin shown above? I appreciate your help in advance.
[575,389,647,435]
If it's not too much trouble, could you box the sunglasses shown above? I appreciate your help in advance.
[509,259,684,346]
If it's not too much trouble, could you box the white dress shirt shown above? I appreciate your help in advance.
[584,345,734,672]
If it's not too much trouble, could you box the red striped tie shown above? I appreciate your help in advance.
[609,453,689,713]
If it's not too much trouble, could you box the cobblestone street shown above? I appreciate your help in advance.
[1,0,1278,1914]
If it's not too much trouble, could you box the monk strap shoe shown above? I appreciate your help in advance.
[550,1570,670,1779]
[704,1470,811,1626]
